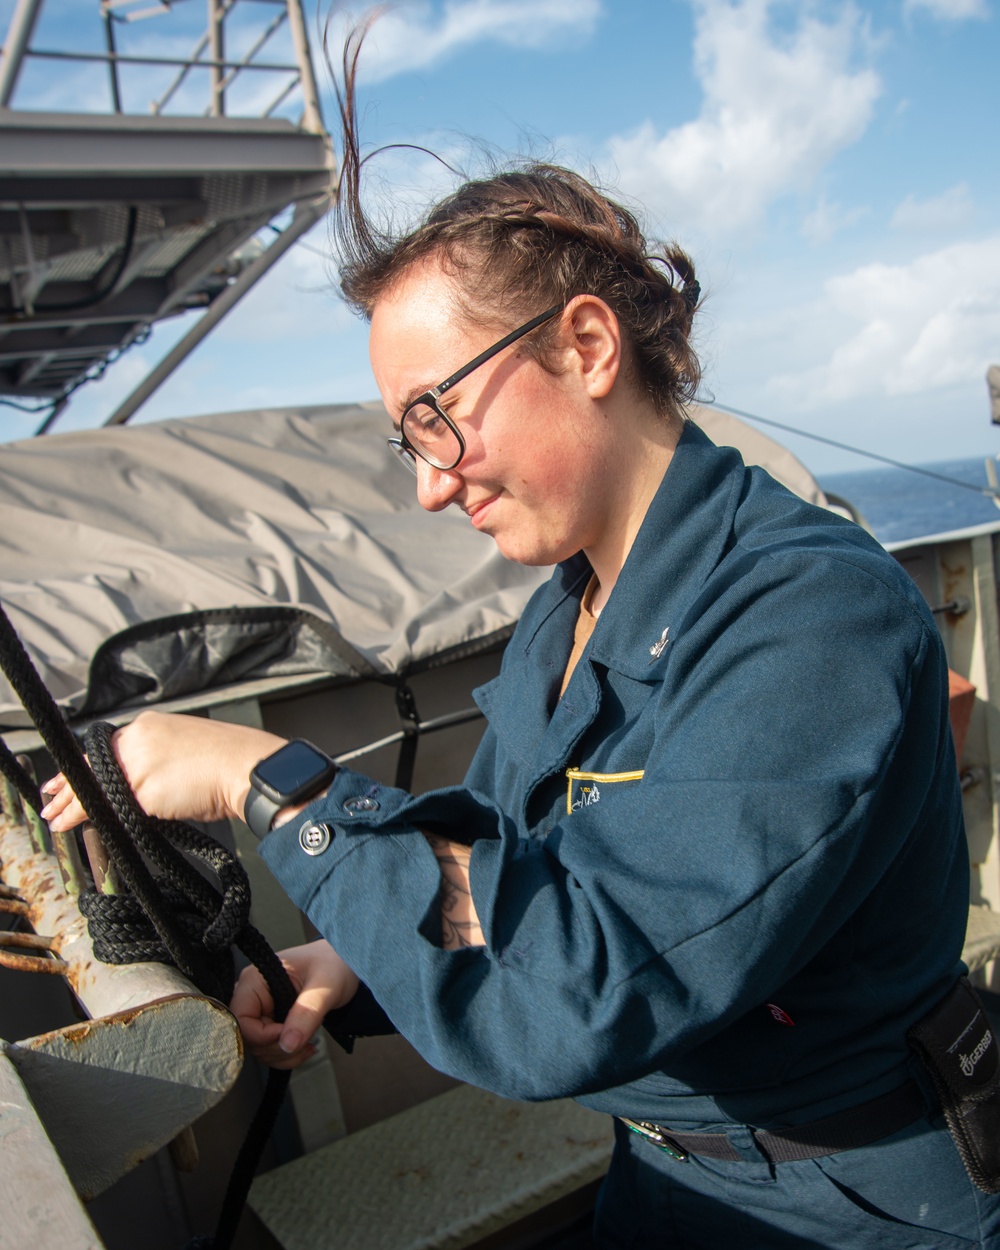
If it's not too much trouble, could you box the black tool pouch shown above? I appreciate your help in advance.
[908,976,1000,1193]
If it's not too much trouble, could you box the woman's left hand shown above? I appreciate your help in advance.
[230,939,360,1070]
[41,710,287,831]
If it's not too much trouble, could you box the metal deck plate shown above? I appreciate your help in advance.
[249,1084,614,1250]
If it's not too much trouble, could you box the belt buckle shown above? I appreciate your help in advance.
[620,1117,688,1161]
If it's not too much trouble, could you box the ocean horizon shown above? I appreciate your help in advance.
[819,455,1000,546]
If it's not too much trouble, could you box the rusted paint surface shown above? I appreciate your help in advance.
[0,947,68,974]
[6,995,243,1199]
[1,814,244,1196]
[0,929,68,975]
[0,929,59,951]
[0,811,195,1017]
[28,998,151,1048]
[940,553,969,580]
[937,555,971,630]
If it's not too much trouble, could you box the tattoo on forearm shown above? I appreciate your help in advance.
[425,832,485,949]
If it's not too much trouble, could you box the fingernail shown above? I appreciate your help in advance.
[40,803,52,819]
[279,1029,303,1054]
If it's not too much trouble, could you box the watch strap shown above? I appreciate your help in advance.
[244,786,282,839]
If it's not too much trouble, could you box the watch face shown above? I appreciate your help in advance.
[252,739,335,803]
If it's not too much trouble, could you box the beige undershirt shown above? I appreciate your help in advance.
[559,575,600,697]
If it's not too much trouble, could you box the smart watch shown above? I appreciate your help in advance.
[244,739,339,839]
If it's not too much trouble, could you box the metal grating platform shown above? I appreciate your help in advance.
[250,1084,614,1250]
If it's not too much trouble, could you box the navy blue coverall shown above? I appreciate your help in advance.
[261,423,1000,1246]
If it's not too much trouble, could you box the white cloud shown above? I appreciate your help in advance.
[605,0,880,238]
[904,0,989,20]
[891,183,975,232]
[328,0,602,84]
[802,194,869,244]
[768,234,1000,405]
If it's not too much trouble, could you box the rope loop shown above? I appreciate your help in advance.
[80,720,235,993]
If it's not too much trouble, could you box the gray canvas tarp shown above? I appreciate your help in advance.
[689,404,827,507]
[0,400,826,730]
[0,403,550,728]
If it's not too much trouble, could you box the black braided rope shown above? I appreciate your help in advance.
[0,734,43,814]
[0,604,296,1249]
[80,720,252,1000]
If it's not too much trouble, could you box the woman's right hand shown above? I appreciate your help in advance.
[41,710,287,831]
[230,940,360,1070]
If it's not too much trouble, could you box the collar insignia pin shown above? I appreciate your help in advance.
[648,627,669,662]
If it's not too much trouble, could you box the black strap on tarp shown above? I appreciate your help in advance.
[81,604,379,718]
[394,680,420,791]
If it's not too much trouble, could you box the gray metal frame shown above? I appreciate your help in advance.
[0,0,335,430]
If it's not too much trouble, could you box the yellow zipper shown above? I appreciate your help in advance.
[565,767,645,814]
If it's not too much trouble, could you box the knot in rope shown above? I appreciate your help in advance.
[77,720,254,1002]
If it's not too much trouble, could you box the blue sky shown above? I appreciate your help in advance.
[2,0,998,474]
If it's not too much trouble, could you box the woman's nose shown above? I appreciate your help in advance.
[415,458,463,512]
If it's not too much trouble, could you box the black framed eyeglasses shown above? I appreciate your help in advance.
[387,304,563,475]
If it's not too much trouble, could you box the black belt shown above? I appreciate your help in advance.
[619,1080,927,1164]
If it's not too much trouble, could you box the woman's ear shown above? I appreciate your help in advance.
[563,295,622,400]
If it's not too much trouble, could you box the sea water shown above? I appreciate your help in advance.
[819,456,1000,546]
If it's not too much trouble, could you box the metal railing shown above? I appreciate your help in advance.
[0,0,325,133]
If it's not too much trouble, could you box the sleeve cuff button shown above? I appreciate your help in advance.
[343,795,380,814]
[298,821,333,855]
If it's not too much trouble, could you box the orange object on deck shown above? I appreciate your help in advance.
[948,670,976,763]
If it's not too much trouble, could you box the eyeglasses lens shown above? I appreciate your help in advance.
[387,439,418,474]
[401,402,462,470]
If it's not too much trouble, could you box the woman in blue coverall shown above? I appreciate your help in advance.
[43,81,1000,1249]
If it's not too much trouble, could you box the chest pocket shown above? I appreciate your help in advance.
[565,767,644,814]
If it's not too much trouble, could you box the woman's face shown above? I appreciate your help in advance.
[369,259,622,567]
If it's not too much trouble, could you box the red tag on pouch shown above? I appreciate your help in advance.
[767,1003,796,1027]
